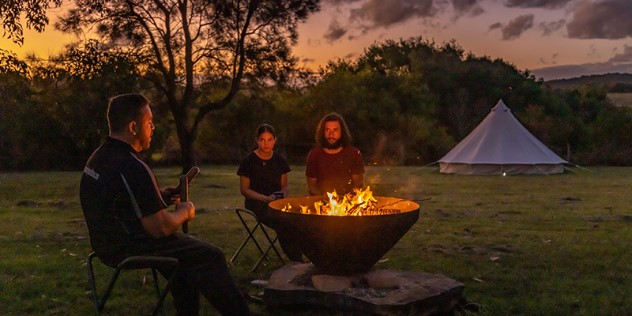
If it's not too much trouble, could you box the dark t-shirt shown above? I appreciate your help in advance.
[80,137,167,265]
[305,145,364,195]
[237,151,291,214]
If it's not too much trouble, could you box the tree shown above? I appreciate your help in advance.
[0,49,31,170]
[0,0,62,45]
[0,42,150,170]
[32,40,153,166]
[290,43,453,165]
[57,0,320,171]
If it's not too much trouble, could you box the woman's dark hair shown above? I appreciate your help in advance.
[256,124,276,138]
[315,112,352,148]
[107,93,150,133]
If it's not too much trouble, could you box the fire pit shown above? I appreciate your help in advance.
[268,195,420,275]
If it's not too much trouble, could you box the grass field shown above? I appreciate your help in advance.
[607,92,632,108]
[1,165,631,315]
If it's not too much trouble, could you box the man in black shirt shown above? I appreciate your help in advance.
[80,93,248,315]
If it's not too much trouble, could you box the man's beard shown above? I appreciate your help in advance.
[323,138,342,149]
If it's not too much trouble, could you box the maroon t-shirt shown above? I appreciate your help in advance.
[305,145,365,195]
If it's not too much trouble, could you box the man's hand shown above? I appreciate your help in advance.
[141,201,195,238]
[176,201,195,221]
[161,186,181,205]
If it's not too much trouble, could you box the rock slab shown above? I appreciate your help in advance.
[263,263,464,315]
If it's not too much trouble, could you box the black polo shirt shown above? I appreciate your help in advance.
[80,137,167,265]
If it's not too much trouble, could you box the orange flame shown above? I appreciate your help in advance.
[282,186,377,216]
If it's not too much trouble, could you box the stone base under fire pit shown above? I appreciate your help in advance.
[263,263,464,315]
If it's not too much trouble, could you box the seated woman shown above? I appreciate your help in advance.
[237,124,303,262]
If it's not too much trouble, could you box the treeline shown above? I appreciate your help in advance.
[2,38,632,170]
[545,73,632,92]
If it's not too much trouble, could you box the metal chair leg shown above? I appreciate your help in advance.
[260,225,285,263]
[87,252,100,315]
[251,224,285,272]
[150,268,174,316]
[231,208,285,271]
[230,220,266,263]
[87,252,177,315]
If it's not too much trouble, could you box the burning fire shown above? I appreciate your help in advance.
[282,186,394,216]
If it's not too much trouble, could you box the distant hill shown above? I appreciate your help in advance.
[543,73,632,92]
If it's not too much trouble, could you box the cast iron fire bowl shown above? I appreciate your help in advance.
[268,196,420,275]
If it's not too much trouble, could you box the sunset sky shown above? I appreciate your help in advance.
[2,0,631,81]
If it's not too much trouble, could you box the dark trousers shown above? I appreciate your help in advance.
[114,233,249,316]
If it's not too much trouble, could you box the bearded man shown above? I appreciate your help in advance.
[306,112,365,196]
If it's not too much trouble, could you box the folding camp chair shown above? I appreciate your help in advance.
[87,252,179,316]
[229,208,285,272]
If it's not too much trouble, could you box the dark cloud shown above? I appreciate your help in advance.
[301,58,316,63]
[488,22,502,31]
[566,0,632,39]
[349,0,437,29]
[539,19,565,36]
[504,0,572,9]
[324,0,486,34]
[324,0,483,39]
[498,14,534,40]
[322,0,364,4]
[607,44,632,64]
[452,0,485,16]
[324,20,348,42]
[537,53,559,66]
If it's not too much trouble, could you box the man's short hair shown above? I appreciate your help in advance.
[107,93,150,133]
[315,112,352,148]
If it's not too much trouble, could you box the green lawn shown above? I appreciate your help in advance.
[1,166,631,315]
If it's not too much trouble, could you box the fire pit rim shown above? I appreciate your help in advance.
[268,195,420,215]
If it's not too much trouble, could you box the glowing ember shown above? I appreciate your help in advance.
[281,186,398,216]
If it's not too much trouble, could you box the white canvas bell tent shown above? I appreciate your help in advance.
[438,99,568,175]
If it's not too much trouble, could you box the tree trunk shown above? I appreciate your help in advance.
[179,134,196,174]
[175,114,197,173]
